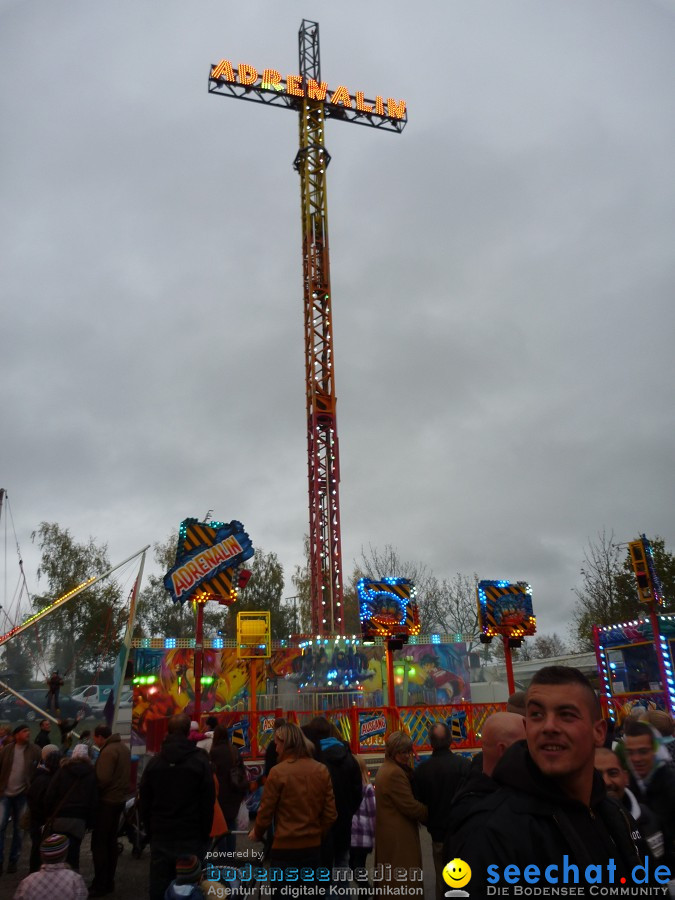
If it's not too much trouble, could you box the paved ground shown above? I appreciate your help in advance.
[1,825,436,898]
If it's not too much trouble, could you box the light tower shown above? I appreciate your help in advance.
[209,20,407,633]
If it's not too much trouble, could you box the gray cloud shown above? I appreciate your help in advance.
[2,0,674,642]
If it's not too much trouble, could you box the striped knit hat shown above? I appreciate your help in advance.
[40,832,69,861]
[175,855,201,884]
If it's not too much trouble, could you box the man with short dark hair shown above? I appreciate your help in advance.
[89,724,131,896]
[506,690,527,716]
[412,722,470,900]
[139,713,215,900]
[623,718,675,869]
[0,723,41,873]
[34,720,52,750]
[451,667,646,896]
[595,746,664,863]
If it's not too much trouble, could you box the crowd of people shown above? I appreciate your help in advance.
[0,719,131,898]
[3,668,675,899]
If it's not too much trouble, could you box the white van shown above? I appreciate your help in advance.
[71,684,113,711]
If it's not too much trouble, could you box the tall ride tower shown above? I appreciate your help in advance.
[209,20,407,634]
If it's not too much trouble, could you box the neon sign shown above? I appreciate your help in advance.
[164,518,254,606]
[357,577,420,641]
[477,580,536,640]
[209,60,406,122]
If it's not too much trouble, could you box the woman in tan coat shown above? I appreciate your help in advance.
[249,722,337,897]
[374,731,428,890]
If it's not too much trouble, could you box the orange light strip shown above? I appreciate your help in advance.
[210,59,406,121]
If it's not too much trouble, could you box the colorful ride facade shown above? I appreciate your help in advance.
[594,614,675,723]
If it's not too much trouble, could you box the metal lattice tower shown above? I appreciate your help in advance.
[294,21,342,634]
[209,20,406,634]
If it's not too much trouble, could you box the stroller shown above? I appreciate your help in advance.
[117,794,148,859]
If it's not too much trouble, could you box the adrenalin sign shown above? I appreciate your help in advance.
[164,518,254,606]
[209,59,407,122]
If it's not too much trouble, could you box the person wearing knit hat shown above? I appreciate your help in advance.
[163,854,204,899]
[71,742,90,761]
[188,721,206,743]
[41,831,70,861]
[13,833,88,899]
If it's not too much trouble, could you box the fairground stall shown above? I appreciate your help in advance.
[594,535,672,723]
[130,632,504,761]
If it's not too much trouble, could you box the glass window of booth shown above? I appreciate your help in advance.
[606,642,662,694]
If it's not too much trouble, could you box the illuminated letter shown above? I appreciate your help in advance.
[196,553,211,575]
[306,79,328,101]
[210,59,235,82]
[374,95,385,116]
[286,74,304,97]
[172,568,190,598]
[238,63,258,86]
[261,68,282,91]
[386,98,406,119]
[330,85,352,108]
[355,92,373,113]
[186,560,201,582]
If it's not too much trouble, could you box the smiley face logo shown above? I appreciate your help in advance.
[443,858,472,889]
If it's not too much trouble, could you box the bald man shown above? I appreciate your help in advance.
[481,712,527,776]
[443,712,526,864]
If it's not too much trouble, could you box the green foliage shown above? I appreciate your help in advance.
[135,537,293,642]
[0,638,33,685]
[134,532,224,640]
[30,522,125,680]
[225,547,290,641]
[572,532,675,649]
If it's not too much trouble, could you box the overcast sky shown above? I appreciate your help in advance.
[2,0,674,644]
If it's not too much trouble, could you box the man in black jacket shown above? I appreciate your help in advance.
[34,720,53,750]
[306,716,362,868]
[139,713,215,900]
[624,717,675,870]
[451,667,651,899]
[412,722,470,900]
[595,746,665,863]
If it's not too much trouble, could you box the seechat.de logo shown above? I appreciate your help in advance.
[443,858,472,897]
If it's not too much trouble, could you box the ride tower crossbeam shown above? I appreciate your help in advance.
[209,19,406,634]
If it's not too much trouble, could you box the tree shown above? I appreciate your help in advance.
[530,632,568,659]
[222,548,291,640]
[135,537,292,642]
[618,536,675,609]
[355,543,440,630]
[30,522,125,684]
[571,531,675,649]
[422,573,481,649]
[0,638,33,686]
[134,532,224,640]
